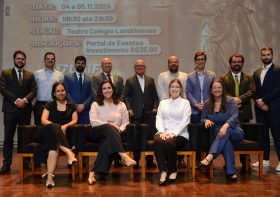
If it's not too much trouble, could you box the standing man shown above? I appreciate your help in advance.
[220,53,255,171]
[157,55,188,166]
[157,55,188,100]
[252,47,280,171]
[124,59,159,168]
[0,50,36,173]
[63,56,94,124]
[91,57,124,100]
[186,51,216,124]
[33,52,64,125]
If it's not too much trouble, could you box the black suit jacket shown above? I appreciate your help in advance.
[0,68,36,113]
[220,71,255,121]
[91,72,124,100]
[253,64,280,111]
[124,75,159,119]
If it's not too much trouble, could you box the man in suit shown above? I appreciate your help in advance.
[63,56,94,124]
[124,59,159,168]
[186,51,216,164]
[220,53,255,172]
[33,52,64,125]
[186,51,216,124]
[0,50,36,173]
[91,57,124,100]
[251,47,280,171]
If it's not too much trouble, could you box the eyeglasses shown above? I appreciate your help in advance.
[195,58,205,61]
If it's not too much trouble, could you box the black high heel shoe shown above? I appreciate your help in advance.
[168,172,177,183]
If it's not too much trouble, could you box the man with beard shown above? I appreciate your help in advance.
[92,57,124,100]
[63,56,94,124]
[157,56,188,100]
[157,55,188,166]
[0,50,36,173]
[251,47,280,172]
[33,52,64,125]
[220,53,255,172]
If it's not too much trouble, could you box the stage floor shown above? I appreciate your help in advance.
[0,149,280,197]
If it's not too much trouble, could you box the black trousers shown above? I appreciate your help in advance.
[3,111,31,166]
[256,109,280,160]
[154,134,188,173]
[88,124,125,174]
[33,101,48,125]
[131,111,156,163]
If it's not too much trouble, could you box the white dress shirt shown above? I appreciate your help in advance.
[231,71,241,84]
[156,97,191,139]
[136,74,145,93]
[157,71,188,100]
[260,63,272,85]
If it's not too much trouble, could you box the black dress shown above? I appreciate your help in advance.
[34,101,76,164]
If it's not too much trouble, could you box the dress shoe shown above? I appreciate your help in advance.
[227,174,237,182]
[159,171,167,186]
[88,171,97,185]
[252,160,270,167]
[42,172,55,188]
[0,165,10,174]
[168,172,177,183]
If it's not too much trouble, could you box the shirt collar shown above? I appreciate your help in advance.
[263,62,272,70]
[44,68,55,73]
[231,71,241,78]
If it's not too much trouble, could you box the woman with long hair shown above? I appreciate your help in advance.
[87,80,136,185]
[154,79,192,186]
[200,79,244,181]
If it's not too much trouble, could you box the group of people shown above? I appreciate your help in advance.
[0,47,279,187]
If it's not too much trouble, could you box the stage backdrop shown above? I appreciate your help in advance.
[1,0,280,146]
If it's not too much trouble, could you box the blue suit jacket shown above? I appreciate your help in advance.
[63,73,94,124]
[186,70,216,114]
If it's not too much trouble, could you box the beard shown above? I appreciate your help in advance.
[262,58,272,65]
[169,65,178,73]
[76,66,85,73]
[14,62,25,69]
[231,65,242,72]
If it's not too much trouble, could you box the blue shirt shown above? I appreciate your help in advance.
[34,68,64,102]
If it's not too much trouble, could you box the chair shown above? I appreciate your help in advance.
[17,125,78,180]
[140,124,198,179]
[200,123,264,178]
[77,124,136,180]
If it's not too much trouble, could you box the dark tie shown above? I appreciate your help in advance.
[107,73,112,83]
[234,75,239,97]
[18,69,22,86]
[78,73,83,87]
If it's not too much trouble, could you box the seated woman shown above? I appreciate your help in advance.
[34,82,78,188]
[87,80,136,185]
[200,79,244,181]
[154,79,192,186]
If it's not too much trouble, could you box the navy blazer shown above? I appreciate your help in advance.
[63,72,94,124]
[253,64,280,111]
[0,68,36,113]
[186,70,216,114]
[91,72,124,100]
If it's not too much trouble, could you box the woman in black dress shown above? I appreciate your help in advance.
[35,82,78,188]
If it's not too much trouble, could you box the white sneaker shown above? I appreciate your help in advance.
[252,160,270,167]
[276,162,280,172]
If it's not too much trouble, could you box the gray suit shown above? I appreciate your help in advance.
[92,72,124,100]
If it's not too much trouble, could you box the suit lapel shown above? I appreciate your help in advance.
[262,64,274,87]
[134,75,144,95]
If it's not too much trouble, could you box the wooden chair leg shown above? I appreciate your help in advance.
[78,153,83,180]
[192,152,196,179]
[141,152,146,180]
[71,164,76,181]
[259,152,263,177]
[30,156,35,175]
[129,152,134,180]
[246,154,250,172]
[19,154,24,180]
[209,162,214,178]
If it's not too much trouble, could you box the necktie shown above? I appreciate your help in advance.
[234,75,239,97]
[107,73,112,83]
[18,69,22,86]
[78,73,83,87]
